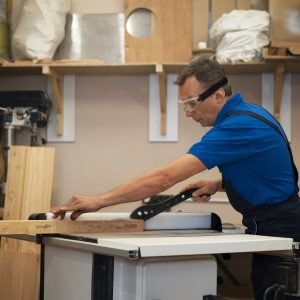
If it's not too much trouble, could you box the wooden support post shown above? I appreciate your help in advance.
[274,63,285,121]
[156,64,167,135]
[43,65,64,136]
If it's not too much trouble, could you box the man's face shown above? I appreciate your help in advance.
[179,75,223,127]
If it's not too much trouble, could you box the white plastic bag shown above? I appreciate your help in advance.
[210,10,270,63]
[12,0,71,60]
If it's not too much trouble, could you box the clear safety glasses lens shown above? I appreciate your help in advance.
[179,98,200,112]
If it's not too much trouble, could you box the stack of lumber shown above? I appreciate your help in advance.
[0,146,55,300]
[0,146,144,300]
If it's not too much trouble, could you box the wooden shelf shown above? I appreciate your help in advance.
[0,62,43,76]
[1,59,299,135]
[2,60,299,76]
[1,60,300,77]
[0,61,159,76]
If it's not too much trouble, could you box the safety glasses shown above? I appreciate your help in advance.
[179,96,202,112]
[179,77,228,113]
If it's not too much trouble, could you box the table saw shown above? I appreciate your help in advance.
[31,211,297,300]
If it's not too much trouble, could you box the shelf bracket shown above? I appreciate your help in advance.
[156,64,167,135]
[273,63,285,121]
[43,65,64,136]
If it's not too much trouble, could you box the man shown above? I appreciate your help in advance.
[53,55,300,300]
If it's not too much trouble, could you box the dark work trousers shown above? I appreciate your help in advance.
[222,110,300,300]
[247,194,300,300]
[225,180,300,300]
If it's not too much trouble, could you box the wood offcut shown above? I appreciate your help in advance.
[0,219,144,235]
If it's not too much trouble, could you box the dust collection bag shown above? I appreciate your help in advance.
[210,9,270,63]
[12,0,71,60]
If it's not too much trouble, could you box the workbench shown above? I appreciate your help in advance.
[29,212,295,300]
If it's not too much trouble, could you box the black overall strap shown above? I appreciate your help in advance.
[227,110,299,183]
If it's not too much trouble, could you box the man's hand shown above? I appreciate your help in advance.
[182,179,223,202]
[52,195,102,220]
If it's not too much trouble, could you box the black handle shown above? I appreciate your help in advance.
[130,188,198,221]
[28,213,47,220]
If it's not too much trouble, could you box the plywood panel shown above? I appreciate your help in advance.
[192,0,209,49]
[269,0,300,53]
[71,0,124,13]
[125,0,192,62]
[211,0,236,24]
[236,0,252,10]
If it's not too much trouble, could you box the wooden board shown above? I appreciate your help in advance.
[2,146,28,222]
[125,0,192,63]
[271,40,300,55]
[2,146,55,221]
[192,0,209,49]
[0,219,144,235]
[211,0,235,24]
[269,0,300,51]
[236,0,252,10]
[0,146,55,300]
[1,146,55,251]
[0,252,40,300]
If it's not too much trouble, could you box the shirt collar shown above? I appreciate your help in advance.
[215,92,244,126]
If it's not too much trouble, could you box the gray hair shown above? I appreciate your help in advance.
[175,55,232,96]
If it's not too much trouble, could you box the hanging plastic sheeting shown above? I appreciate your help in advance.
[11,0,71,61]
[210,10,270,63]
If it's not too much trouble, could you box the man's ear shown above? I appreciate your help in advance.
[215,88,225,102]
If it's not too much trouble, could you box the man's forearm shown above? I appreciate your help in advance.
[99,154,206,208]
[99,167,175,208]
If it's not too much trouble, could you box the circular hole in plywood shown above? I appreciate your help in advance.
[126,8,155,38]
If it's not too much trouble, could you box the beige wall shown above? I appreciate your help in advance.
[5,0,299,226]
[1,74,299,225]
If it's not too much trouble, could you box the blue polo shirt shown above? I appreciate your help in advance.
[188,92,295,205]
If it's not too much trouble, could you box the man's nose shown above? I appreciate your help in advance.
[186,111,193,117]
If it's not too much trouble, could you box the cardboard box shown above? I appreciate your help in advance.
[269,0,300,54]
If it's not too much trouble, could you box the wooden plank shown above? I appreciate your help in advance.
[19,147,55,253]
[1,146,28,251]
[3,146,28,221]
[0,219,144,235]
[269,0,300,50]
[0,252,40,300]
[2,146,54,221]
[1,146,55,251]
[192,0,209,49]
[271,39,300,55]
[0,146,55,300]
[125,0,192,62]
[21,147,55,219]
